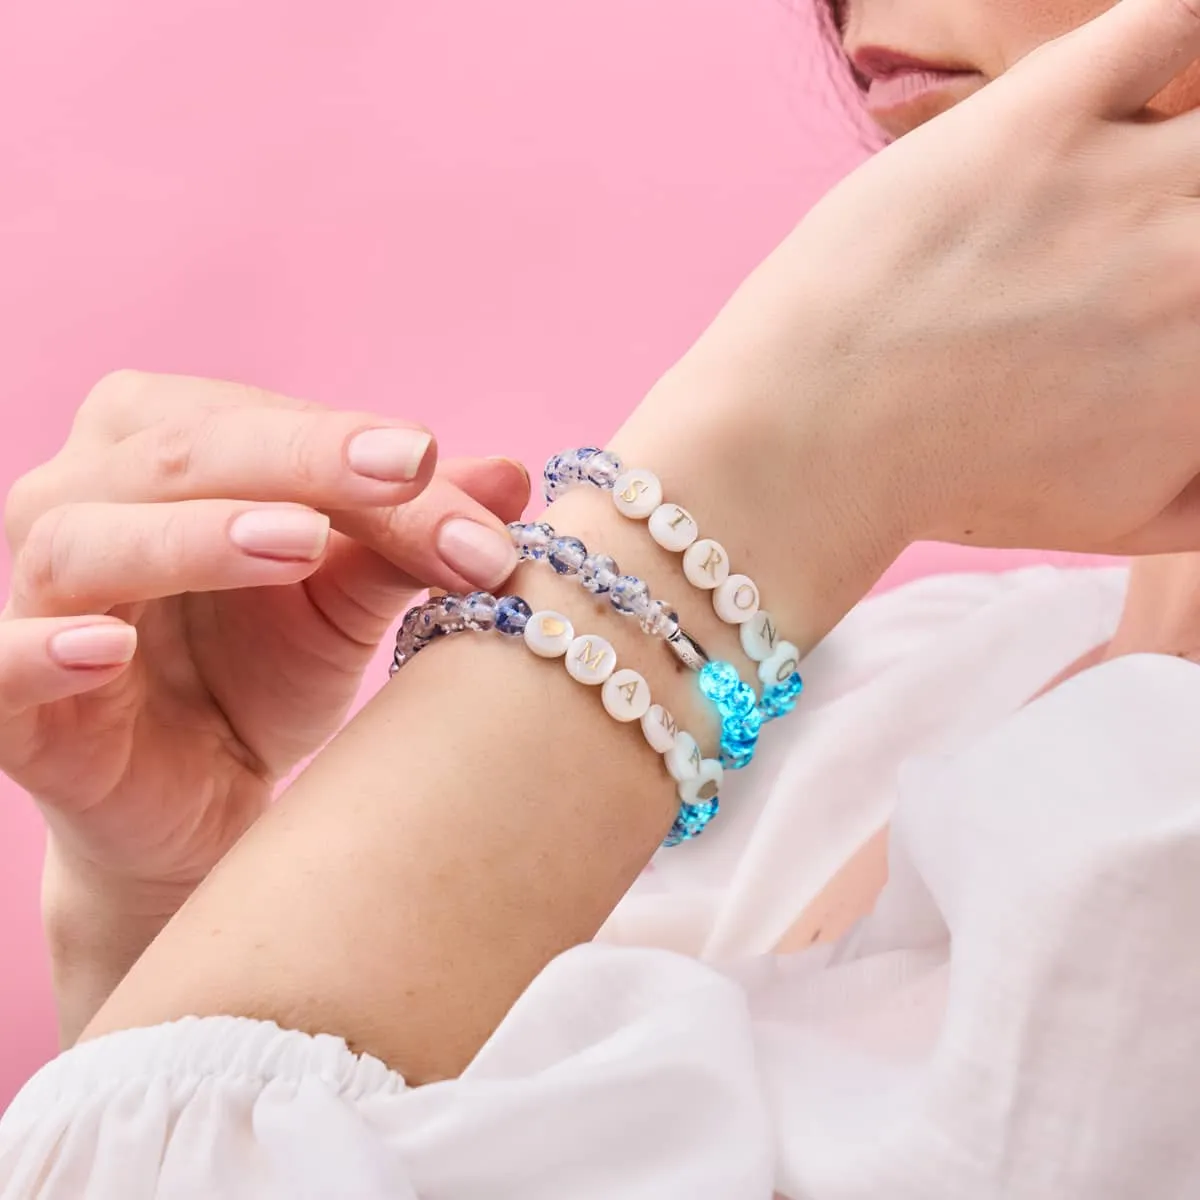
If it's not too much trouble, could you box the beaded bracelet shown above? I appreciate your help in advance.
[392,591,721,847]
[544,448,804,766]
[505,520,710,671]
[506,518,763,768]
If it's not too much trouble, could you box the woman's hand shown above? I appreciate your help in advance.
[0,370,527,1035]
[625,0,1200,596]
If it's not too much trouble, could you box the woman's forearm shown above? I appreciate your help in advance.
[82,364,901,1082]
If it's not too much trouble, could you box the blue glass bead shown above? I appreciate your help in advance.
[580,553,618,595]
[585,450,622,489]
[761,671,804,720]
[548,535,587,576]
[699,660,741,704]
[610,574,650,615]
[662,798,720,848]
[639,599,678,638]
[434,595,466,633]
[462,591,499,632]
[522,522,552,562]
[494,595,533,637]
[416,605,440,639]
[727,680,758,718]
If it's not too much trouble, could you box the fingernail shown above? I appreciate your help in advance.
[348,428,434,483]
[230,509,331,561]
[50,624,137,669]
[489,456,531,489]
[436,518,518,588]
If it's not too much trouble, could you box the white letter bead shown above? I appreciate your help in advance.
[740,610,781,662]
[678,758,723,805]
[664,731,703,783]
[648,503,699,552]
[611,469,663,519]
[565,634,617,685]
[712,574,760,625]
[682,538,730,590]
[601,668,651,723]
[758,640,800,686]
[524,610,575,658]
[641,704,679,753]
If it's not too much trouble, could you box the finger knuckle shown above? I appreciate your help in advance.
[3,465,55,550]
[143,418,199,487]
[280,413,328,491]
[77,368,147,426]
[14,506,75,607]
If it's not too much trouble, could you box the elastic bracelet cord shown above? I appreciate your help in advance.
[392,592,721,847]
[543,447,804,765]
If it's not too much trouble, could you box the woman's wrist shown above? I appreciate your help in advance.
[42,835,191,1045]
[609,350,909,654]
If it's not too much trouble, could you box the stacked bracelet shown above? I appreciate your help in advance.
[392,591,722,847]
[544,448,804,766]
[506,520,711,672]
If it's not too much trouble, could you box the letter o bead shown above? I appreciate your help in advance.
[712,574,760,624]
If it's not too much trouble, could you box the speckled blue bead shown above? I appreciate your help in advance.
[662,797,720,847]
[580,553,619,595]
[584,450,623,490]
[462,591,499,632]
[700,660,762,769]
[494,595,533,637]
[547,535,587,576]
[761,671,804,720]
[610,574,650,614]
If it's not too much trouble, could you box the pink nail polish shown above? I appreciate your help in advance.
[50,624,138,668]
[347,429,434,482]
[436,519,518,589]
[229,509,331,561]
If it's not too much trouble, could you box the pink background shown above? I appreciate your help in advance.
[0,0,1099,1105]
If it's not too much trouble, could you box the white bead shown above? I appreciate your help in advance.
[682,538,729,590]
[601,668,651,723]
[758,640,800,686]
[611,469,663,519]
[712,574,760,625]
[664,731,702,782]
[523,610,575,658]
[641,704,679,753]
[564,634,617,685]
[648,503,699,552]
[740,610,782,663]
[678,758,723,805]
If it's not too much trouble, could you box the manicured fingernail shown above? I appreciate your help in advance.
[230,509,331,561]
[436,518,518,588]
[489,456,531,488]
[347,428,434,483]
[50,624,137,669]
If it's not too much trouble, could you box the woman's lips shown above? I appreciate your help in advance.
[863,68,986,136]
[851,47,985,135]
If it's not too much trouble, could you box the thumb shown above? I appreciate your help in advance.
[1049,0,1200,116]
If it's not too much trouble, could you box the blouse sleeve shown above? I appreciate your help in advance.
[0,947,773,1200]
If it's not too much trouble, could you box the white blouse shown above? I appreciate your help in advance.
[5,566,1199,1199]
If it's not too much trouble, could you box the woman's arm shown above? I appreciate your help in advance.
[81,362,898,1082]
